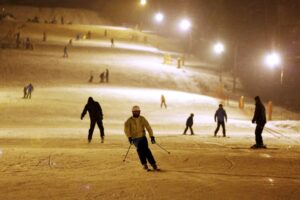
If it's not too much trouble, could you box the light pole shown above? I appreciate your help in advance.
[138,0,147,31]
[153,12,164,48]
[178,18,192,54]
[140,0,147,6]
[154,12,164,24]
[213,42,225,82]
[179,19,191,32]
[264,51,283,114]
[264,52,283,84]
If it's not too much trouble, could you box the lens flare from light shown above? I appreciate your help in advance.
[179,19,191,31]
[154,12,164,23]
[140,0,147,6]
[265,52,281,68]
[213,42,225,55]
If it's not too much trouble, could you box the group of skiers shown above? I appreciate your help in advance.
[182,104,227,137]
[15,32,34,50]
[80,95,267,171]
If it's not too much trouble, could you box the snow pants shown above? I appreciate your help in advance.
[161,101,167,109]
[88,119,104,141]
[183,126,194,135]
[255,123,265,146]
[133,137,156,166]
[215,121,226,136]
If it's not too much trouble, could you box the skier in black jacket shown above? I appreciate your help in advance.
[251,96,267,148]
[183,113,194,135]
[81,97,105,143]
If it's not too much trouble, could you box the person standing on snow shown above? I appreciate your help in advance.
[105,69,109,83]
[124,105,159,171]
[214,104,227,137]
[99,72,105,83]
[110,38,114,48]
[25,83,34,99]
[42,31,47,42]
[81,97,105,143]
[23,86,27,98]
[63,45,68,58]
[251,96,267,148]
[160,94,167,109]
[183,113,194,135]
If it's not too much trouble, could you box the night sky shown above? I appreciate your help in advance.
[1,0,300,42]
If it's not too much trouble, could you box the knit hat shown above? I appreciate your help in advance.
[132,105,141,112]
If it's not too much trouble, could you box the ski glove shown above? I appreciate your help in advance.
[128,137,133,144]
[151,136,156,144]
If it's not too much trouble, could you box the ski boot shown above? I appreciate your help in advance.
[143,164,151,171]
[151,164,161,171]
[259,144,267,149]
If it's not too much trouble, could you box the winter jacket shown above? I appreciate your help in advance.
[27,84,34,92]
[252,101,266,125]
[81,98,103,121]
[215,108,227,122]
[124,116,153,139]
[186,116,193,126]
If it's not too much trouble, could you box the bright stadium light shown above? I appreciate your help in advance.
[213,42,225,82]
[213,42,225,55]
[154,12,164,23]
[265,52,281,69]
[140,0,147,6]
[179,19,191,31]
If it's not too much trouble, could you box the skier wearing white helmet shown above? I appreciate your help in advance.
[124,105,159,171]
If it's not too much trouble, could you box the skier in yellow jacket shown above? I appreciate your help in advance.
[124,105,159,171]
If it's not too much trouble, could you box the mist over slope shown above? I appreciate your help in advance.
[0,5,110,25]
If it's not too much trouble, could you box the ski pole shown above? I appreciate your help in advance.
[123,144,132,162]
[156,143,171,154]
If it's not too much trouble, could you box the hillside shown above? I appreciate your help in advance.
[1,9,300,200]
[1,4,109,25]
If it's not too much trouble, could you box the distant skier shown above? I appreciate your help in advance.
[89,74,93,83]
[25,83,34,99]
[99,72,105,83]
[42,31,47,42]
[105,69,109,83]
[63,46,68,58]
[25,37,33,50]
[87,31,91,39]
[183,113,194,135]
[23,86,27,98]
[251,96,267,148]
[15,32,21,48]
[110,38,114,48]
[81,97,105,143]
[160,94,167,109]
[214,104,227,137]
[124,105,159,171]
